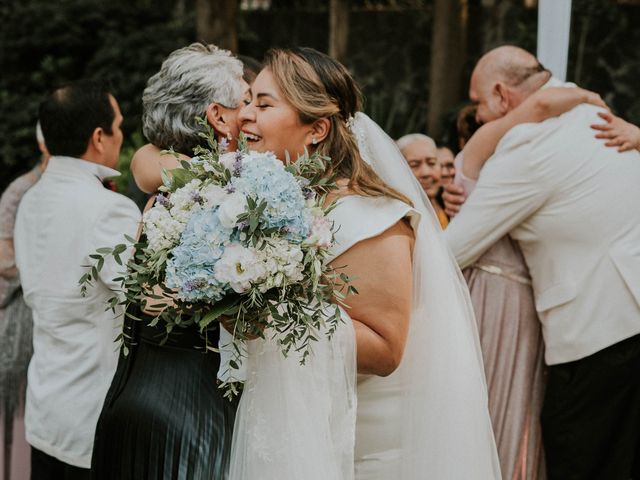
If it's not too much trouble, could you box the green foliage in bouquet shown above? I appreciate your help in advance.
[80,119,356,394]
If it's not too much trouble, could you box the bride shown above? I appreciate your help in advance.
[228,47,501,479]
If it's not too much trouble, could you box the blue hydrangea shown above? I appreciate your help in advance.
[165,207,231,302]
[230,155,311,240]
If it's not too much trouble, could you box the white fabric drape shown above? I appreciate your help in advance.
[537,0,572,81]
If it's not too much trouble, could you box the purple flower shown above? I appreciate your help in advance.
[219,138,230,153]
[189,191,203,203]
[155,194,171,207]
[232,158,244,176]
[302,188,315,200]
[183,278,207,292]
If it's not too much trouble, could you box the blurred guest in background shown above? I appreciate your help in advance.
[433,144,455,219]
[436,145,455,187]
[455,104,481,152]
[0,122,49,480]
[396,133,448,228]
[14,80,139,480]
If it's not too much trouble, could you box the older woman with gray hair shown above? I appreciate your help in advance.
[90,43,251,480]
[130,42,253,194]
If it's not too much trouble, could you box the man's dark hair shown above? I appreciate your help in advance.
[38,80,115,157]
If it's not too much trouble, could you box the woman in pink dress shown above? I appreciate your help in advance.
[0,126,48,480]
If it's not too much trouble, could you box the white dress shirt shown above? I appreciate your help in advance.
[445,81,640,365]
[14,156,140,467]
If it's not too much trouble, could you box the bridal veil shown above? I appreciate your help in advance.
[352,112,500,479]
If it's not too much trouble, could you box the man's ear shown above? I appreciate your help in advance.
[305,118,331,146]
[87,127,104,155]
[206,102,232,138]
[494,82,511,115]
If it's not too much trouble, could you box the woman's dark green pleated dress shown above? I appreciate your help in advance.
[90,310,238,480]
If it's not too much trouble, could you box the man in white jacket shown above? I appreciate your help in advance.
[14,80,140,479]
[445,46,640,480]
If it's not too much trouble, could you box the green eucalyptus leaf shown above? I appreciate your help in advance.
[199,295,242,330]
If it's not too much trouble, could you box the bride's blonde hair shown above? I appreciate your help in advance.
[264,47,411,205]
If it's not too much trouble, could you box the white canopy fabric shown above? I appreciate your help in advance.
[537,0,572,81]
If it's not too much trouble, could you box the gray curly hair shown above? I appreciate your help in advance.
[396,133,436,152]
[142,43,244,154]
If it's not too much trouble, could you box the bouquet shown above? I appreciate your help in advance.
[80,119,355,395]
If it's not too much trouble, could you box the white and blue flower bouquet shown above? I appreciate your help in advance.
[81,119,354,394]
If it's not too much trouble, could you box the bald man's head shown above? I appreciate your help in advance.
[470,46,550,124]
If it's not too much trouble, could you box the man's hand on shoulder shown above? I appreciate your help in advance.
[443,184,466,218]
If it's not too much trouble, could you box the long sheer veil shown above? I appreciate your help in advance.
[351,112,501,478]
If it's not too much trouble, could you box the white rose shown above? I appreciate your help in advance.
[218,192,247,228]
[214,244,266,293]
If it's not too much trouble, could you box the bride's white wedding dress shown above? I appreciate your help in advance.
[229,113,501,480]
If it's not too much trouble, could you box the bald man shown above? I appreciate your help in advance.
[445,46,640,480]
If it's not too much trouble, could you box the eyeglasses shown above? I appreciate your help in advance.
[509,62,550,87]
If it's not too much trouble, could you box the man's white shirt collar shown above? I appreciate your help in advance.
[49,155,120,181]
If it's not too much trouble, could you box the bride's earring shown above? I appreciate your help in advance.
[312,137,318,145]
[227,132,232,140]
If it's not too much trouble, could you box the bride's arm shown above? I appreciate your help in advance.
[331,220,415,376]
[130,144,188,194]
[462,87,606,180]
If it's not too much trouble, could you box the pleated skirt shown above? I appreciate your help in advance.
[91,318,238,480]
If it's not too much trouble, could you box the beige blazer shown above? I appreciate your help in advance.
[445,102,640,365]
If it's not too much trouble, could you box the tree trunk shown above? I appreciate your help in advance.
[195,0,238,53]
[329,0,349,62]
[427,0,467,139]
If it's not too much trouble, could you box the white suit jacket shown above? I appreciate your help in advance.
[445,101,640,365]
[14,156,140,467]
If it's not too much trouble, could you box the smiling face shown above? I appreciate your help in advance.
[401,138,441,198]
[437,146,455,186]
[238,69,314,161]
